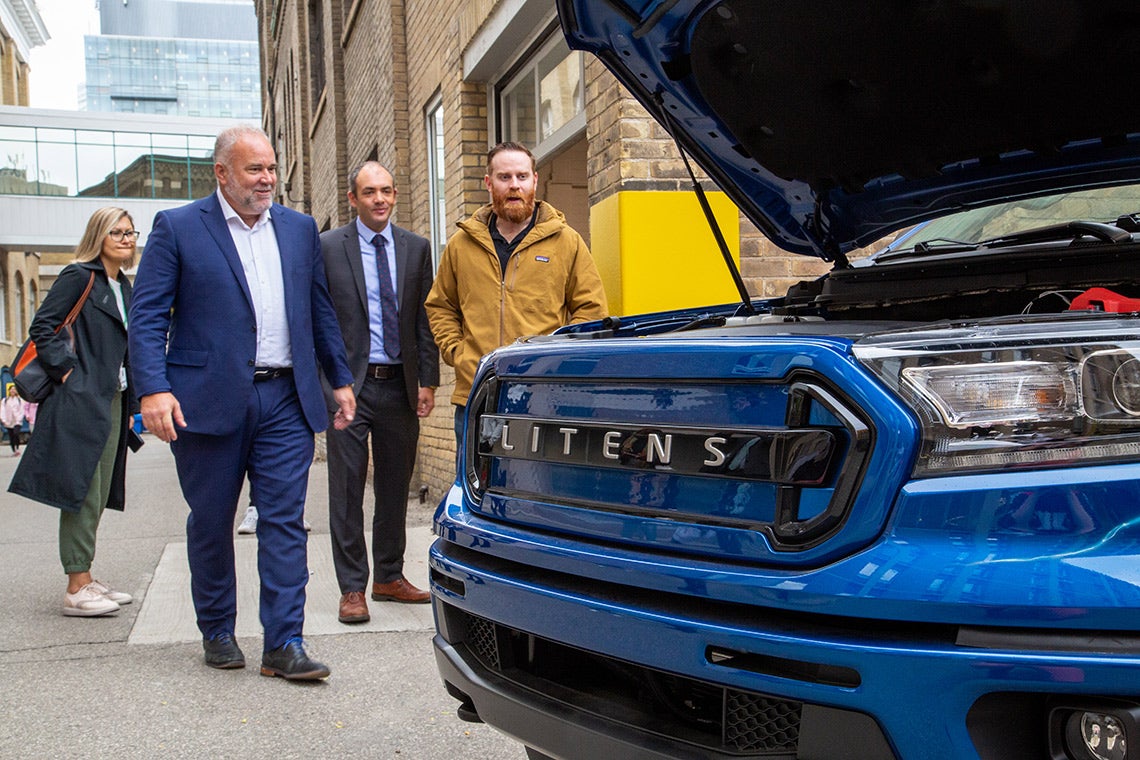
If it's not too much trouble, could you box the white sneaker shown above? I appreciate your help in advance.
[237,506,258,534]
[63,583,121,617]
[90,579,133,605]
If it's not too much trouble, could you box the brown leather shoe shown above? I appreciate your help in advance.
[338,591,370,623]
[371,577,430,604]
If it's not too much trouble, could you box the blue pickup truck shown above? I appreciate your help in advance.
[430,2,1140,759]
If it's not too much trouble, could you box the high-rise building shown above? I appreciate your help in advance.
[84,0,260,119]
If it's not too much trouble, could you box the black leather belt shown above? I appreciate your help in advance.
[366,363,402,380]
[253,366,293,381]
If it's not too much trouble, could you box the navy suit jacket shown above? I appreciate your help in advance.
[129,193,353,436]
[319,221,439,412]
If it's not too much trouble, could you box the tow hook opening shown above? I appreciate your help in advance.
[445,681,483,723]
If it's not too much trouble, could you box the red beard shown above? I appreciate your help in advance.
[491,186,536,225]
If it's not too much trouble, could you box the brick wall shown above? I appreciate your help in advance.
[0,29,27,106]
[402,0,489,501]
[305,0,344,230]
[259,0,311,216]
[340,0,403,227]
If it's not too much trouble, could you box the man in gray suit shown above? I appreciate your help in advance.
[319,161,439,624]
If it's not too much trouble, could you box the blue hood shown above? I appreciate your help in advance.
[558,0,1140,258]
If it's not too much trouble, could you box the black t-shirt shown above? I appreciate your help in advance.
[489,209,538,275]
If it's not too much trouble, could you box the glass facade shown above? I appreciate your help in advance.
[84,36,261,119]
[0,121,217,199]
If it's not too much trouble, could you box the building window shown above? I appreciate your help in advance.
[308,0,326,105]
[426,98,447,266]
[0,122,224,200]
[14,273,25,340]
[0,269,7,342]
[497,34,585,161]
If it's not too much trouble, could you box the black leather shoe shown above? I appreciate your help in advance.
[203,634,245,669]
[260,639,330,681]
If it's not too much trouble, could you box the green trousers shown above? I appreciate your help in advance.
[59,393,122,575]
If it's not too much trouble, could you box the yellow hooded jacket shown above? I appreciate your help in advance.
[426,200,608,405]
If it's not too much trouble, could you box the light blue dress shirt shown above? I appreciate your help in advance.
[355,217,399,364]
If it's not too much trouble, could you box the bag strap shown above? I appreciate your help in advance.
[54,271,97,334]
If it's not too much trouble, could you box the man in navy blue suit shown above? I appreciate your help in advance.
[129,125,356,681]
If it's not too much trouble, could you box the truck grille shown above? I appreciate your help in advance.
[462,366,878,560]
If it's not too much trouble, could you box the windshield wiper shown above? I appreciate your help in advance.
[873,237,978,261]
[880,220,1134,261]
[912,237,975,252]
[978,220,1133,248]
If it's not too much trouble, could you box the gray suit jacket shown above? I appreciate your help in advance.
[319,221,440,411]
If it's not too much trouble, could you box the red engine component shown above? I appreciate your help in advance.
[1068,287,1140,313]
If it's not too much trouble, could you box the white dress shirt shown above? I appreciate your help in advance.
[217,190,292,367]
[107,277,129,390]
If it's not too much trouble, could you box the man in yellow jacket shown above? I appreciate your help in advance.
[425,141,608,445]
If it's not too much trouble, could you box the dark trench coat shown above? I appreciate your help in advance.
[9,260,138,512]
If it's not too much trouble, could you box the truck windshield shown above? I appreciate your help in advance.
[884,184,1140,253]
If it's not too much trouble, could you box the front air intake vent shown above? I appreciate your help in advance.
[725,691,801,753]
[444,606,895,758]
[465,614,500,670]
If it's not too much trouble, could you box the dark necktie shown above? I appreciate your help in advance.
[371,234,400,360]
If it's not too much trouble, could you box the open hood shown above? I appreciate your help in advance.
[558,0,1140,258]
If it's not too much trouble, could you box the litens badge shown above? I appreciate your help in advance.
[535,255,550,263]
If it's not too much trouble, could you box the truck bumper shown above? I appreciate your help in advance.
[431,537,1140,760]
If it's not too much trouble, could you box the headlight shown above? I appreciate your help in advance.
[854,321,1140,476]
[902,360,1077,427]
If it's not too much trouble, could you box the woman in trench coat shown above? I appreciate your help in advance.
[9,207,142,617]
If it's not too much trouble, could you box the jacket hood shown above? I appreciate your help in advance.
[461,201,568,248]
[558,0,1140,258]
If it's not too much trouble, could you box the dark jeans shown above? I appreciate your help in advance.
[5,426,20,452]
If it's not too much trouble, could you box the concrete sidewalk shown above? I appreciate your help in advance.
[129,509,436,644]
[0,435,522,760]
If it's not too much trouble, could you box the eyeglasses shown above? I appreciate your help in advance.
[108,230,140,241]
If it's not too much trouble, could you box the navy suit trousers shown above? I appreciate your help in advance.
[171,374,315,650]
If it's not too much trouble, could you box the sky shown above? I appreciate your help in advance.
[27,0,101,110]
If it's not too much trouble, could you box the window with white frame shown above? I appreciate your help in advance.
[14,274,25,340]
[426,97,447,266]
[498,33,584,160]
[0,269,7,342]
[14,274,25,339]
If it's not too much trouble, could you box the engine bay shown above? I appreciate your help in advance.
[781,238,1140,324]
